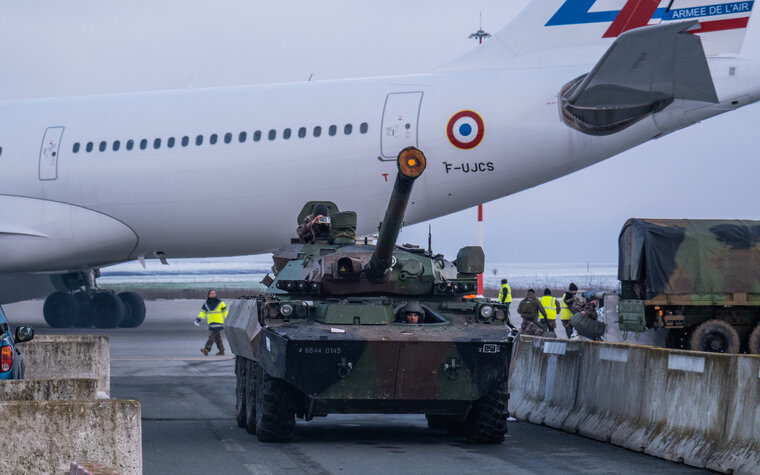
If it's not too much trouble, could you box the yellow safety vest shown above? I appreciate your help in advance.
[198,301,228,325]
[539,296,559,320]
[560,292,573,321]
[498,283,512,303]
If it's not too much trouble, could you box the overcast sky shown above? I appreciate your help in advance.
[2,1,759,263]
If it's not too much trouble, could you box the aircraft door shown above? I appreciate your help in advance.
[380,92,422,158]
[39,126,64,181]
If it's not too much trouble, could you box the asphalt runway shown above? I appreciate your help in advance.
[4,299,704,474]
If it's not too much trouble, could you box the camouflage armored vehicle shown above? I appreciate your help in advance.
[617,218,760,354]
[225,147,519,442]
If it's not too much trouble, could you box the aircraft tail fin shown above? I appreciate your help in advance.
[439,0,755,71]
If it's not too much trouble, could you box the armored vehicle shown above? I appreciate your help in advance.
[225,147,518,443]
[617,218,760,354]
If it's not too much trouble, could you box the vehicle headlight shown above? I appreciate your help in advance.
[480,305,494,319]
[279,303,294,317]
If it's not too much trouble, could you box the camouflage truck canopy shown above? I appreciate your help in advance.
[618,218,760,299]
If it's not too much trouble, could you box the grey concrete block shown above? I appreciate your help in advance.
[0,378,98,401]
[22,335,110,395]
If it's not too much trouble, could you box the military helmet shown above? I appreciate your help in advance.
[403,301,424,314]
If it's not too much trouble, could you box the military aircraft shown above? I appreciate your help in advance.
[1,0,758,327]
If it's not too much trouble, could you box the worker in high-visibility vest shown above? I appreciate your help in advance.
[539,288,560,332]
[498,279,512,316]
[195,289,228,355]
[560,283,579,338]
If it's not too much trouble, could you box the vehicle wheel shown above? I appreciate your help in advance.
[245,359,258,434]
[43,291,78,328]
[748,324,760,354]
[91,292,126,328]
[570,312,606,340]
[689,319,740,354]
[118,292,146,328]
[255,365,296,442]
[465,380,509,443]
[665,329,688,349]
[234,356,246,428]
[73,293,94,327]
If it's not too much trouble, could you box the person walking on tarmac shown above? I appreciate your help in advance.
[560,283,579,338]
[539,288,560,332]
[498,278,512,316]
[195,289,228,355]
[517,289,547,336]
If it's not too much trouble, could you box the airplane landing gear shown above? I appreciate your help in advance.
[42,270,146,328]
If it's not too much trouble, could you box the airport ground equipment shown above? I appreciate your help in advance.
[225,147,518,442]
[42,269,146,329]
[616,218,760,353]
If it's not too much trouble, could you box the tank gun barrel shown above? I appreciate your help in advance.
[366,147,426,282]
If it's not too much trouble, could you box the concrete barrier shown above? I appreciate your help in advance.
[509,335,760,473]
[22,335,110,396]
[0,378,98,400]
[0,399,142,475]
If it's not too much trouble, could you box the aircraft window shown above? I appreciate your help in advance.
[181,136,189,147]
[344,124,352,135]
[313,126,322,137]
[126,140,134,151]
[99,141,107,152]
[73,143,80,153]
[140,139,148,150]
[253,130,262,142]
[153,138,161,149]
[283,128,291,139]
[238,132,247,143]
[268,129,276,141]
[167,137,175,148]
[196,135,203,146]
[113,141,121,151]
[328,125,337,136]
[298,127,306,138]
[210,134,218,145]
[86,142,93,153]
[224,132,232,144]
[360,122,368,133]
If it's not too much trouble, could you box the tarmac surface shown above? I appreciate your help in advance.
[4,299,701,474]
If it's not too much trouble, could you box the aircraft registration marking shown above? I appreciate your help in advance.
[442,161,494,173]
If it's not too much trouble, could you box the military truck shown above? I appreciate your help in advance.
[616,218,760,354]
[225,147,518,443]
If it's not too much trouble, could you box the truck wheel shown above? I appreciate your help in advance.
[748,325,760,354]
[255,365,296,442]
[464,380,509,443]
[245,359,258,434]
[689,319,740,353]
[234,357,246,428]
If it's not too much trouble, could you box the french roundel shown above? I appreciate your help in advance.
[446,110,484,150]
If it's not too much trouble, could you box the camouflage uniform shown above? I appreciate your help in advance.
[517,290,548,336]
[297,206,332,243]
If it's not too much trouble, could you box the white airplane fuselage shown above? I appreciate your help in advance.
[1,57,759,277]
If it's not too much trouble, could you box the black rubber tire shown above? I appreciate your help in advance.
[73,293,94,327]
[689,319,740,354]
[570,312,606,340]
[465,380,509,443]
[118,292,146,328]
[234,356,246,428]
[747,324,760,354]
[244,359,258,434]
[91,291,126,328]
[255,365,296,442]
[43,291,78,328]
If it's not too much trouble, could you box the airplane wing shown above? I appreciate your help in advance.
[560,20,719,135]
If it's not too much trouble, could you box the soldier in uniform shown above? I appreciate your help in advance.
[517,289,547,336]
[297,204,332,243]
[195,289,228,355]
[398,301,425,324]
